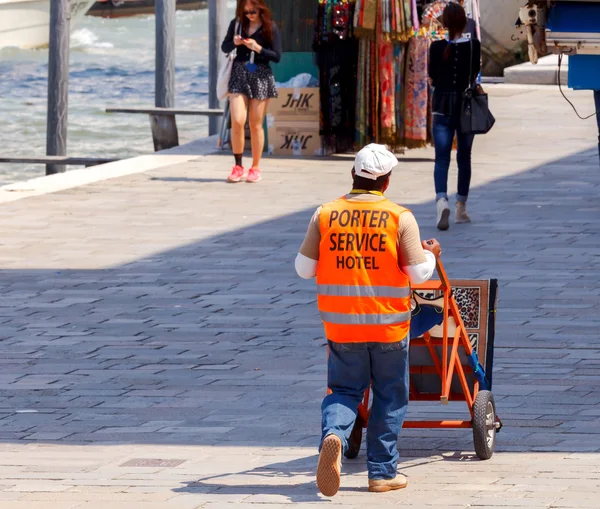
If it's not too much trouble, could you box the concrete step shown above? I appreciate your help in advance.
[504,54,569,86]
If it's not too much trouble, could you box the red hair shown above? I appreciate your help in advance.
[236,0,274,44]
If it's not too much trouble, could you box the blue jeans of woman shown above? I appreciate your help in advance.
[321,338,409,480]
[433,113,475,203]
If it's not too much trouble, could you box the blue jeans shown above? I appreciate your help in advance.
[433,114,475,203]
[322,338,409,480]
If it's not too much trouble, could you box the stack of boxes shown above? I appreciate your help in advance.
[266,87,323,157]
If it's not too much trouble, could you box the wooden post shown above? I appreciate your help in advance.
[46,0,70,175]
[155,0,175,108]
[153,0,178,150]
[208,0,228,136]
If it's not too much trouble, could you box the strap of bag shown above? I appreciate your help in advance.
[467,38,473,91]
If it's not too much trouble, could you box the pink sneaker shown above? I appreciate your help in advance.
[227,165,245,183]
[246,168,262,183]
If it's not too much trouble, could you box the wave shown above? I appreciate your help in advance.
[71,29,115,50]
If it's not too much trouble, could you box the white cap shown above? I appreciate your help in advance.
[354,144,398,180]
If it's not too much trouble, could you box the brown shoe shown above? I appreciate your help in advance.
[455,202,471,223]
[316,434,342,497]
[368,475,408,493]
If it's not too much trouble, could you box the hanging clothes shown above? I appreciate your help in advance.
[315,0,449,151]
[353,0,426,150]
[379,36,395,143]
[394,42,408,146]
[314,0,359,154]
[355,0,378,34]
[356,0,413,40]
[404,36,430,147]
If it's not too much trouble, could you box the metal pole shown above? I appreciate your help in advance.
[46,0,70,175]
[155,0,176,108]
[209,0,228,135]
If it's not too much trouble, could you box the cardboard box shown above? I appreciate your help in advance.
[268,121,324,157]
[267,87,320,123]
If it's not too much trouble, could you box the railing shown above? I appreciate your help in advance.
[105,107,225,152]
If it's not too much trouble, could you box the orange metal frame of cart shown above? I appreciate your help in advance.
[327,259,501,459]
[361,260,479,427]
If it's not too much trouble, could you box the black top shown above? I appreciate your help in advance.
[221,19,282,66]
[428,39,481,118]
[464,18,478,41]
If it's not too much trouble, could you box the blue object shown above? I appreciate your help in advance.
[469,350,489,391]
[410,304,444,339]
[547,2,600,90]
[568,55,600,90]
[322,339,409,480]
[547,2,600,33]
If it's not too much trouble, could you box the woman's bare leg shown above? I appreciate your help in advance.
[248,98,270,168]
[229,93,249,160]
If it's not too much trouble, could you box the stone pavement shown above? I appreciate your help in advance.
[0,85,598,508]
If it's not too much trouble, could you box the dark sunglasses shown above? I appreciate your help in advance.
[244,9,258,15]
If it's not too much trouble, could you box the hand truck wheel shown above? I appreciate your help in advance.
[472,390,497,460]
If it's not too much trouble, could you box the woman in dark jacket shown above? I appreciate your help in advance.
[221,0,282,183]
[429,3,480,230]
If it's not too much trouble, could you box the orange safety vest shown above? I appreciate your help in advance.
[316,194,411,344]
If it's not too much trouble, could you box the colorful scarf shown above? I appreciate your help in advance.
[359,0,378,33]
[404,36,429,147]
[411,0,419,30]
[354,0,413,39]
[379,36,394,142]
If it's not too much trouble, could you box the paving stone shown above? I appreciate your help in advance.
[0,86,598,506]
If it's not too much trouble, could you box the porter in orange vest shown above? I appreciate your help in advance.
[316,198,412,344]
[295,144,441,496]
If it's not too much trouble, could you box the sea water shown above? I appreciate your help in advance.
[0,6,235,185]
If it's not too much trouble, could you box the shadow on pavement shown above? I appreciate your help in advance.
[0,145,598,459]
[172,449,479,501]
[175,455,323,502]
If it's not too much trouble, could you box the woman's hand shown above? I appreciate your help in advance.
[242,38,262,53]
[234,35,244,46]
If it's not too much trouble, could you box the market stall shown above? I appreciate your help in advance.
[314,0,481,153]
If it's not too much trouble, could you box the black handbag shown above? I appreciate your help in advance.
[460,40,495,135]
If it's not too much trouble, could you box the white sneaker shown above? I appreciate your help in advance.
[436,198,450,231]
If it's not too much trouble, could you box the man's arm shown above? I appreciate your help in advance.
[295,209,321,279]
[397,212,440,285]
